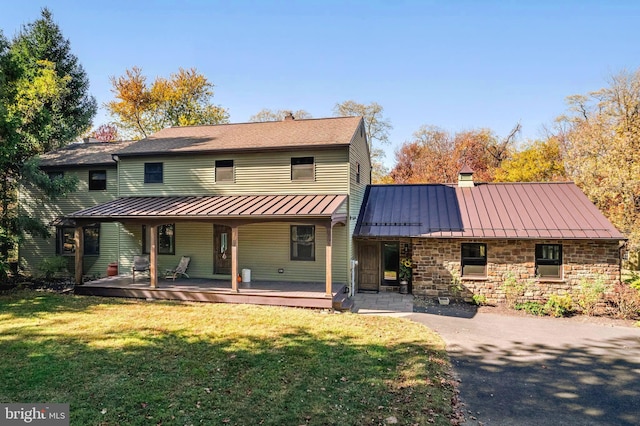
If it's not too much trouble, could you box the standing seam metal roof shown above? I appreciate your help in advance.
[68,194,347,220]
[354,183,625,240]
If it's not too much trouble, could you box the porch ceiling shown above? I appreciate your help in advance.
[67,194,347,222]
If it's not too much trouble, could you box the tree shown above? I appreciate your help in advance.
[249,109,312,122]
[90,123,120,142]
[555,69,640,249]
[333,100,392,183]
[107,66,229,139]
[0,10,89,273]
[494,138,566,182]
[10,8,96,151]
[390,126,517,184]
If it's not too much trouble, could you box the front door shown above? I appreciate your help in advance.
[214,224,231,274]
[358,242,380,292]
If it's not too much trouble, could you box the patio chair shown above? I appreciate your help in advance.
[132,255,150,282]
[165,256,191,281]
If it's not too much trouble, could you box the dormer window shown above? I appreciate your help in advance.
[215,160,234,183]
[89,170,107,191]
[291,157,314,181]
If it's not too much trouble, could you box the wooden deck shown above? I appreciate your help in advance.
[75,276,353,310]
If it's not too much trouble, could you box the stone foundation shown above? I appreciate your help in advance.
[410,238,621,304]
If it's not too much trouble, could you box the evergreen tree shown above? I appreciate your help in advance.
[0,9,94,276]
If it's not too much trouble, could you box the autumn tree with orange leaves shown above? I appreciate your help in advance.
[390,124,520,184]
[106,67,229,139]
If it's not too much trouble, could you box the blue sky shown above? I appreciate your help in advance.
[2,0,639,167]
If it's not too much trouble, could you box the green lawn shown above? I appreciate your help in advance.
[0,291,455,425]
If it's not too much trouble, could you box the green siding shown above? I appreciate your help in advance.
[238,222,347,284]
[20,125,369,288]
[118,149,350,197]
[19,167,118,275]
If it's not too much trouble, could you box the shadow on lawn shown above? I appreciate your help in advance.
[0,298,457,425]
[0,289,133,318]
[451,335,640,426]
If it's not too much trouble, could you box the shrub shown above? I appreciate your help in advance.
[472,294,488,306]
[577,276,608,316]
[624,271,640,291]
[514,301,546,316]
[610,281,640,320]
[0,260,8,283]
[501,272,526,308]
[37,256,69,280]
[544,294,574,317]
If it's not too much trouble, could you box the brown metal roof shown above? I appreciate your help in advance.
[39,140,137,168]
[355,182,626,240]
[68,194,347,221]
[115,116,364,157]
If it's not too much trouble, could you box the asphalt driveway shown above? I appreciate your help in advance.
[408,307,640,425]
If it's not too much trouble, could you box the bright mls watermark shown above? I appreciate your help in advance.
[1,404,69,425]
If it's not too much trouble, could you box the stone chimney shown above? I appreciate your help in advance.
[283,111,294,121]
[458,165,475,188]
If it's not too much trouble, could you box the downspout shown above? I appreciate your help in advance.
[350,259,358,297]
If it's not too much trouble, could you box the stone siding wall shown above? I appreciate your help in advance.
[411,238,621,303]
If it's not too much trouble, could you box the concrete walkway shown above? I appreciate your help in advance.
[353,293,640,426]
[351,292,414,316]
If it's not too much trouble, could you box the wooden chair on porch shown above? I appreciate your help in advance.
[165,256,191,281]
[132,255,150,282]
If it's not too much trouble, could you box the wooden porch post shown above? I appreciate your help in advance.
[325,224,332,297]
[74,226,84,285]
[231,225,239,292]
[150,224,158,288]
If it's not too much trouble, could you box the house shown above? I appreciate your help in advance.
[20,116,625,307]
[19,115,370,307]
[353,168,626,302]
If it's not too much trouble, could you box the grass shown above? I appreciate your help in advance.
[0,291,455,425]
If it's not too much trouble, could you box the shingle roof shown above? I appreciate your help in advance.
[355,183,626,240]
[115,116,363,156]
[69,194,347,220]
[38,140,136,168]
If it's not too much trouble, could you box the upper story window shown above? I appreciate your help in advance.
[215,160,234,183]
[356,162,361,184]
[461,243,487,277]
[89,170,107,191]
[291,157,314,181]
[143,224,175,255]
[536,244,562,279]
[55,225,100,256]
[144,162,163,183]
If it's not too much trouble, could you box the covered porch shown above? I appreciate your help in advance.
[75,275,352,310]
[67,194,350,309]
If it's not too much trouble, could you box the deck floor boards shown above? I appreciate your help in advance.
[75,276,347,309]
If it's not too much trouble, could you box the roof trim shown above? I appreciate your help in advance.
[114,143,351,158]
